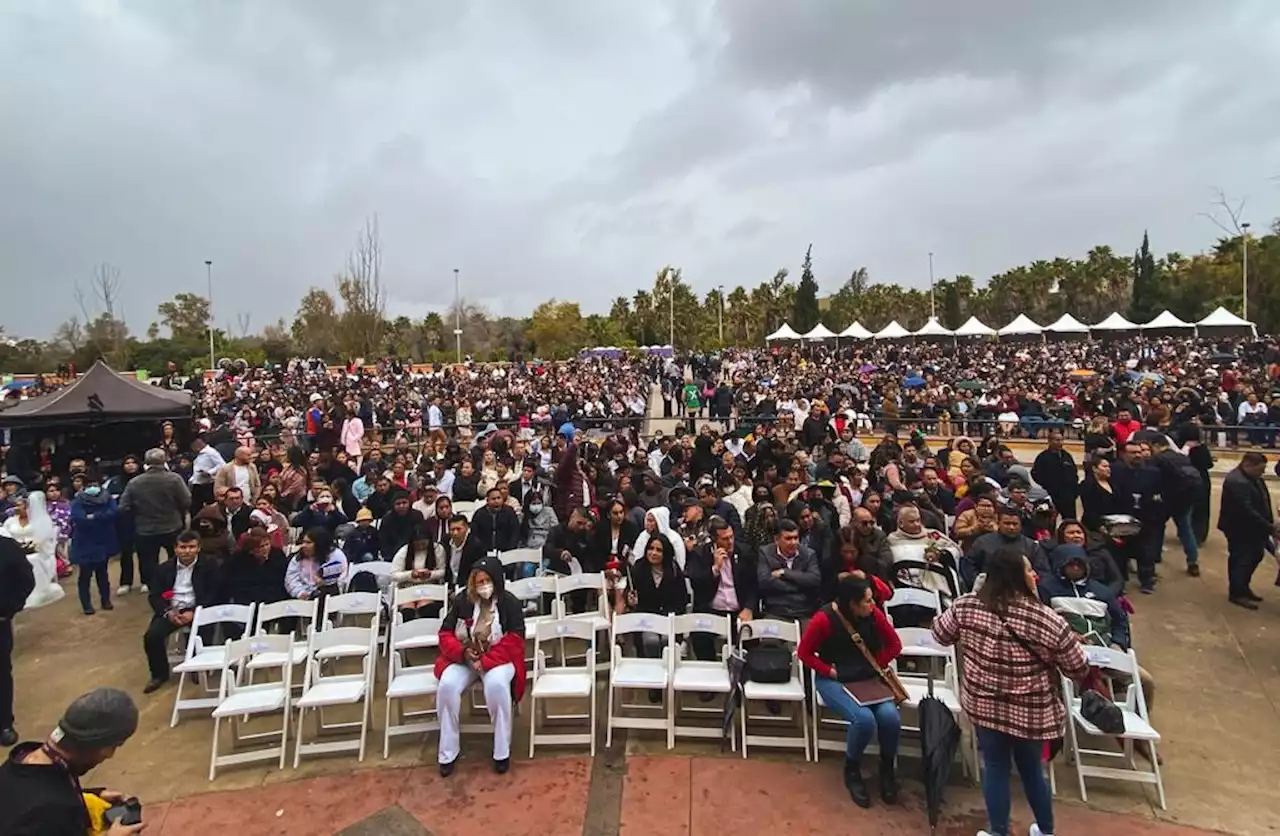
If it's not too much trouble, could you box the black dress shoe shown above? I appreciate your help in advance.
[1229,596,1259,611]
[493,757,510,774]
[0,727,18,747]
[1245,590,1264,602]
[143,677,169,694]
[439,758,457,777]
[879,757,899,805]
[1187,564,1201,577]
[843,758,870,808]
[101,601,115,611]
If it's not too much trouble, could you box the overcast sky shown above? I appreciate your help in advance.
[3,0,1280,338]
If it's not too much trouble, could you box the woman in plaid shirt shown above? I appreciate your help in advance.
[932,545,1089,836]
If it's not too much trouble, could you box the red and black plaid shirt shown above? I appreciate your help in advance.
[932,593,1089,740]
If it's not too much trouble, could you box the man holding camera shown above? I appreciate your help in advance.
[0,687,145,835]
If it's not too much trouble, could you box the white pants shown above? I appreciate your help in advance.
[437,661,515,764]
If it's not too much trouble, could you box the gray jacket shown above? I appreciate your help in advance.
[120,467,191,536]
[756,542,822,621]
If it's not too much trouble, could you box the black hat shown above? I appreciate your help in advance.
[54,688,138,750]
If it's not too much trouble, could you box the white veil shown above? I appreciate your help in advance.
[23,491,57,550]
[14,491,64,609]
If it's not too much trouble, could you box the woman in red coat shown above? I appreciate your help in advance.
[798,575,903,809]
[434,555,526,777]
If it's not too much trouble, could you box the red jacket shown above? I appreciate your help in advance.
[797,604,902,680]
[434,591,528,702]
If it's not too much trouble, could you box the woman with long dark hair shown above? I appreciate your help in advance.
[106,454,141,594]
[279,446,310,513]
[931,546,1089,836]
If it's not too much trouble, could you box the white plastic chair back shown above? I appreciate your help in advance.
[499,548,542,573]
[392,583,448,609]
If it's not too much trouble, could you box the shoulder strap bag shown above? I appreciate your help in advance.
[829,603,909,705]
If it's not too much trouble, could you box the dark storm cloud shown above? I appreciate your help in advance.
[1,0,1277,337]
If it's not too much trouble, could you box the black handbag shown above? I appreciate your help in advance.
[739,624,793,683]
[1080,688,1125,734]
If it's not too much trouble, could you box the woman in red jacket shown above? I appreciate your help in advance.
[434,556,526,777]
[798,575,903,809]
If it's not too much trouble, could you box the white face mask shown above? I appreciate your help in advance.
[476,582,494,600]
[529,503,543,514]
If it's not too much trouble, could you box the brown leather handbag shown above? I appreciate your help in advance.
[830,603,909,706]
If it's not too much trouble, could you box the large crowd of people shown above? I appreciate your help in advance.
[3,332,1280,835]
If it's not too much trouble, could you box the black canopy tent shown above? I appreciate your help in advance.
[0,360,192,428]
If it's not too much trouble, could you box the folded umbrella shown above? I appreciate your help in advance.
[918,676,961,834]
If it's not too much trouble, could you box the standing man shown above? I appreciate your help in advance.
[1031,429,1078,522]
[214,446,261,504]
[1150,434,1204,577]
[118,448,190,594]
[188,436,226,513]
[0,535,35,746]
[1218,452,1276,610]
[1111,441,1162,595]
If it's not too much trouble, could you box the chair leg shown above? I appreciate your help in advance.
[528,695,537,759]
[606,686,615,748]
[589,684,597,757]
[208,715,221,781]
[384,695,394,760]
[799,700,811,763]
[357,693,369,762]
[279,703,290,771]
[293,708,305,768]
[666,688,675,750]
[1151,742,1167,810]
[169,673,186,728]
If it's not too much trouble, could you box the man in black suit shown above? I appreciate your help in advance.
[142,531,221,694]
[511,460,542,507]
[444,514,488,588]
[470,487,520,553]
[222,486,253,541]
[0,536,35,745]
[1218,452,1277,610]
[685,518,758,663]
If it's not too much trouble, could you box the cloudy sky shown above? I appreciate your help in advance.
[3,0,1280,337]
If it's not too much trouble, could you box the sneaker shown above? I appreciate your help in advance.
[1139,585,1155,595]
[1245,589,1264,603]
[1230,596,1259,611]
[1030,824,1054,836]
[117,585,131,596]
[1187,564,1200,577]
[139,584,149,594]
[82,607,95,616]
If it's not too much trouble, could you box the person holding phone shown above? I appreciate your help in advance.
[797,575,903,809]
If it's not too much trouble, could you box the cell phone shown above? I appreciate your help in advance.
[104,798,143,826]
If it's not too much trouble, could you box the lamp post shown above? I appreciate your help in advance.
[1242,222,1251,321]
[204,260,214,371]
[667,267,675,349]
[453,268,462,363]
[928,251,936,320]
[717,285,725,346]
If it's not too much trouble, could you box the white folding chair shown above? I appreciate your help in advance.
[669,613,733,748]
[245,599,316,688]
[383,617,441,758]
[350,561,395,599]
[529,618,597,757]
[170,603,257,727]
[452,500,478,521]
[554,572,611,672]
[885,587,943,628]
[739,618,809,760]
[320,591,384,656]
[891,627,976,778]
[508,575,558,680]
[809,667,853,760]
[607,613,673,747]
[294,620,378,766]
[1061,646,1165,809]
[209,633,294,780]
[390,584,449,653]
[498,548,542,578]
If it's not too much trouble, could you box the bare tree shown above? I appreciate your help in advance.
[1199,187,1247,236]
[235,311,253,338]
[52,317,85,355]
[335,215,387,361]
[75,262,129,367]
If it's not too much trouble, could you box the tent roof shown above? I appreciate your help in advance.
[873,320,911,339]
[1045,313,1091,333]
[998,314,1043,336]
[0,360,192,428]
[1141,310,1194,330]
[1091,312,1139,331]
[914,316,954,337]
[765,323,802,340]
[1197,306,1254,327]
[802,323,838,340]
[839,321,873,339]
[953,316,996,337]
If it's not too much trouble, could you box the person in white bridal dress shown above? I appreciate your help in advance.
[1,491,65,609]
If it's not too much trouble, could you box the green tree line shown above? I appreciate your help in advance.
[3,220,1277,373]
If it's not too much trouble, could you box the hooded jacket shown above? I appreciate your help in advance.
[69,490,118,566]
[631,506,686,570]
[195,503,234,562]
[434,556,527,701]
[1037,544,1130,650]
[1041,535,1123,598]
[960,530,1051,590]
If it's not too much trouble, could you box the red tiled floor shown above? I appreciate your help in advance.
[395,755,592,836]
[619,756,691,836]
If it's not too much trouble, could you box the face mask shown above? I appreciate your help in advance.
[476,582,494,600]
[82,485,101,497]
[529,503,543,514]
[317,495,333,506]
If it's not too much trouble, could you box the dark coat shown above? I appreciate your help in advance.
[221,547,290,605]
[588,518,640,566]
[1032,448,1079,509]
[686,541,759,614]
[148,558,221,617]
[69,494,118,566]
[378,508,426,560]
[0,537,35,619]
[1218,467,1274,544]
[470,505,521,553]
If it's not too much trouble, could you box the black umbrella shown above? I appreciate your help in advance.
[721,626,751,751]
[918,676,961,834]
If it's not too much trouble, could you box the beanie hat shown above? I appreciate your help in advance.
[53,688,139,750]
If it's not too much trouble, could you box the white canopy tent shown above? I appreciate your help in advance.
[873,320,911,340]
[1044,313,1091,336]
[1196,306,1256,337]
[765,323,802,341]
[1091,312,1139,333]
[997,314,1043,337]
[802,323,838,340]
[953,316,996,338]
[839,321,873,340]
[1141,310,1195,332]
[914,317,954,338]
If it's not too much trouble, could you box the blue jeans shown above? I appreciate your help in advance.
[1168,510,1199,567]
[975,726,1054,836]
[814,677,900,761]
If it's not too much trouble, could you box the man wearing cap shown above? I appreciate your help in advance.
[118,448,190,594]
[0,687,144,835]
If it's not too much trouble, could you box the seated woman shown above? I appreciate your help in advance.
[251,494,292,552]
[631,506,686,570]
[797,575,903,810]
[390,522,446,619]
[434,557,526,777]
[284,526,348,604]
[952,494,998,552]
[291,486,348,535]
[223,528,290,607]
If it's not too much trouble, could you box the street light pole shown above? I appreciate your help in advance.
[717,285,724,346]
[928,251,936,320]
[1242,222,1251,321]
[667,267,675,349]
[453,268,462,363]
[204,260,215,371]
